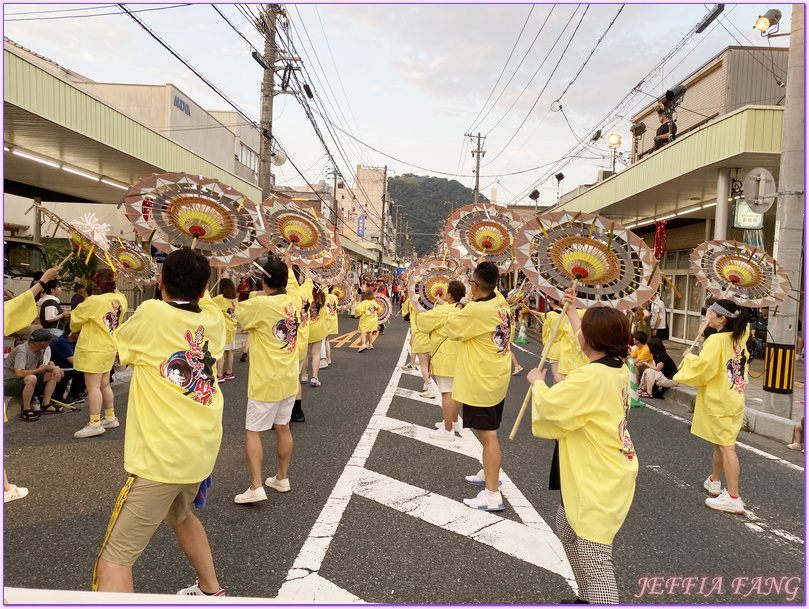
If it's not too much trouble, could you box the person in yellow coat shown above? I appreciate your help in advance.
[528,288,637,604]
[212,278,238,383]
[557,307,589,379]
[409,298,436,398]
[674,299,750,515]
[96,249,226,595]
[417,281,466,442]
[70,268,128,439]
[445,262,512,511]
[353,290,378,352]
[534,298,564,383]
[291,266,314,422]
[233,250,301,503]
[305,285,328,387]
[400,296,419,371]
[322,287,339,367]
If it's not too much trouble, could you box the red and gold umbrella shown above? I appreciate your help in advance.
[333,281,353,311]
[444,203,522,271]
[311,251,350,286]
[691,239,790,307]
[122,172,264,268]
[514,211,660,312]
[34,204,120,272]
[375,293,392,324]
[108,237,158,285]
[259,194,341,267]
[407,260,470,312]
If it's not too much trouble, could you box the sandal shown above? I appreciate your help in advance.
[19,409,40,422]
[638,390,653,398]
[39,403,64,414]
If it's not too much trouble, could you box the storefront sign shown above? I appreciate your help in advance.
[732,199,763,230]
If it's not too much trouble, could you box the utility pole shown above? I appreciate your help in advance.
[392,203,402,264]
[380,165,388,255]
[327,168,339,230]
[762,3,805,418]
[465,133,486,204]
[258,5,278,201]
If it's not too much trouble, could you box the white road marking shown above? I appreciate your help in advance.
[644,464,804,548]
[280,332,577,601]
[393,387,441,405]
[643,403,804,473]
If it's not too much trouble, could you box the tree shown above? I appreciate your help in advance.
[41,237,98,286]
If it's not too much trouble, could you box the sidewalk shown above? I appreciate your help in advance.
[524,325,805,444]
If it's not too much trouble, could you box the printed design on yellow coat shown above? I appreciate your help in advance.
[226,303,236,321]
[618,387,636,460]
[273,304,299,351]
[325,300,336,316]
[310,305,320,323]
[103,299,124,333]
[491,306,511,354]
[159,326,218,405]
[727,345,747,393]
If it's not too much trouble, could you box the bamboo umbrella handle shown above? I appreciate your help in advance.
[676,282,734,370]
[509,278,580,441]
[56,252,74,268]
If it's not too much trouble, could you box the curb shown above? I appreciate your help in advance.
[524,326,796,444]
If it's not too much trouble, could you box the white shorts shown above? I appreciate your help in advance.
[640,368,678,388]
[246,396,296,431]
[224,342,235,351]
[434,375,453,394]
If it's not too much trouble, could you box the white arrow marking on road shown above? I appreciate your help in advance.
[278,333,576,602]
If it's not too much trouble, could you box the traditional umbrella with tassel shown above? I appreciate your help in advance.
[310,251,351,286]
[509,210,662,439]
[259,194,341,267]
[683,239,791,360]
[444,202,522,271]
[107,236,158,285]
[33,204,120,272]
[121,172,265,270]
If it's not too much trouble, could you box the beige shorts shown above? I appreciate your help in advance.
[434,375,454,394]
[640,368,678,388]
[100,476,200,566]
[246,396,295,431]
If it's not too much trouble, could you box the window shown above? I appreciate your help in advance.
[239,143,259,174]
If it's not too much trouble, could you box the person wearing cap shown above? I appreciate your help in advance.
[653,108,677,151]
[3,328,65,420]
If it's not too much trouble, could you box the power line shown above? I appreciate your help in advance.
[211,4,260,54]
[4,4,119,16]
[466,4,535,134]
[5,4,191,22]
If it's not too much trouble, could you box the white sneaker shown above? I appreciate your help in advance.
[265,476,291,493]
[703,475,721,496]
[463,489,504,511]
[176,581,226,596]
[74,423,105,439]
[419,388,436,398]
[429,427,456,442]
[401,363,417,371]
[300,375,309,383]
[320,358,329,367]
[326,358,332,365]
[435,420,462,433]
[357,346,367,353]
[100,417,120,429]
[465,469,502,487]
[705,489,745,514]
[787,442,803,451]
[234,486,267,504]
[4,484,28,504]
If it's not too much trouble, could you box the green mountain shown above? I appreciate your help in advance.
[388,174,489,257]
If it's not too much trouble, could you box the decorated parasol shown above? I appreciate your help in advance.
[333,281,353,311]
[122,172,264,269]
[311,251,350,286]
[510,211,661,440]
[107,237,158,285]
[444,203,522,270]
[506,278,535,306]
[259,194,341,267]
[33,203,120,272]
[407,261,470,312]
[681,239,791,359]
[514,211,660,311]
[374,292,392,324]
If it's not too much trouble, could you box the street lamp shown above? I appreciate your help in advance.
[755,9,782,35]
[608,133,622,173]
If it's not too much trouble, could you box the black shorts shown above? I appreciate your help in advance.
[462,399,505,431]
[654,327,669,341]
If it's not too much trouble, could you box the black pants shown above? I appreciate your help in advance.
[54,369,86,401]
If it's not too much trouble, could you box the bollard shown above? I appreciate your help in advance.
[627,355,645,408]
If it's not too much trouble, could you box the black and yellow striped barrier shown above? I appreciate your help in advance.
[763,343,795,394]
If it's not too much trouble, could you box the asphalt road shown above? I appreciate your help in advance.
[4,315,805,603]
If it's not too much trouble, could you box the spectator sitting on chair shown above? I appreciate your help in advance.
[638,338,678,399]
[40,279,70,340]
[50,329,86,405]
[70,283,87,310]
[3,328,64,420]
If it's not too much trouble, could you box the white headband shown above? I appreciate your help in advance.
[711,302,739,318]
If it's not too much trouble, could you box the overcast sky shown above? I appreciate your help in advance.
[3,2,793,208]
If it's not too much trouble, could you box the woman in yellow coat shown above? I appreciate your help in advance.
[528,289,637,604]
[212,278,238,382]
[305,286,328,387]
[322,287,339,367]
[70,268,128,439]
[674,299,749,514]
[353,290,378,352]
[409,297,435,398]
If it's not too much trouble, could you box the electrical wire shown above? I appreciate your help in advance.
[466,4,535,134]
[212,4,260,54]
[5,4,191,21]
